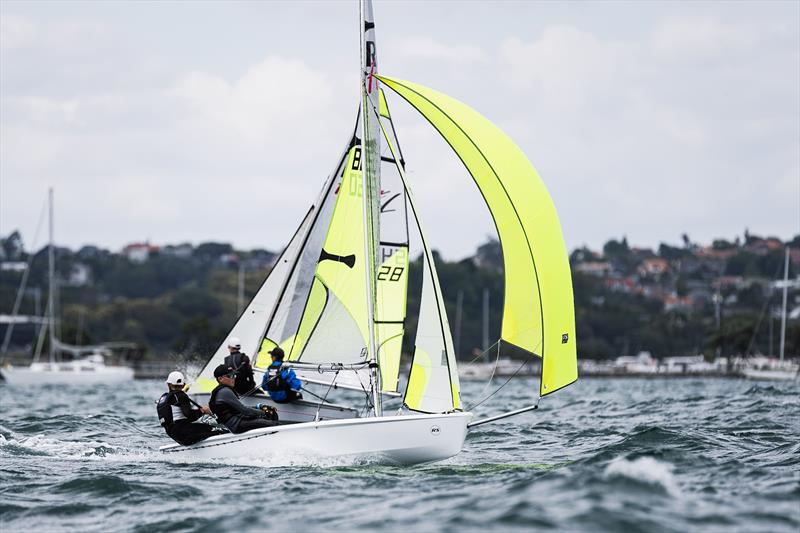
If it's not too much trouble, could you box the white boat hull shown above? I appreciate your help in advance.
[160,411,472,465]
[0,363,134,385]
[742,368,799,381]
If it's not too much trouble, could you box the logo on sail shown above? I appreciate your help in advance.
[319,249,356,269]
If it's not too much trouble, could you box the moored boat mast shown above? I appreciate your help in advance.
[47,187,56,365]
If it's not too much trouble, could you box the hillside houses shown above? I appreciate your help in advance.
[572,234,799,313]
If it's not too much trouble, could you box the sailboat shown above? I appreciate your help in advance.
[161,0,577,464]
[743,247,799,381]
[0,189,134,385]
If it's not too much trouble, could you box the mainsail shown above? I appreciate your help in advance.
[378,75,578,396]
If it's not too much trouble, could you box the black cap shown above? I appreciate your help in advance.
[214,364,233,379]
[269,347,285,360]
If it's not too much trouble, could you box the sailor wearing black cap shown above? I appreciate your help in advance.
[261,347,303,403]
[156,371,218,445]
[209,364,279,434]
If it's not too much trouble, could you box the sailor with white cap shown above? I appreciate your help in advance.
[156,371,218,446]
[223,336,256,395]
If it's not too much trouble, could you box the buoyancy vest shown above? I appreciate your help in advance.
[224,351,255,393]
[209,384,236,424]
[265,364,292,394]
[224,351,246,371]
[157,392,175,428]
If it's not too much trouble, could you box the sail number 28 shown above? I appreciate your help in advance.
[377,266,405,282]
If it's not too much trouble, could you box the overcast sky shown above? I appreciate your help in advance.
[1,0,798,260]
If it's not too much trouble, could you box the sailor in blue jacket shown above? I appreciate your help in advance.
[261,347,303,403]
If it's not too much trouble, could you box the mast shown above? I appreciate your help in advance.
[779,247,790,363]
[47,187,56,365]
[359,0,381,416]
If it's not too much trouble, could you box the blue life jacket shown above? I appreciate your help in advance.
[262,361,301,401]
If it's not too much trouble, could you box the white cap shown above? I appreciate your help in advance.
[166,371,185,386]
[227,337,242,349]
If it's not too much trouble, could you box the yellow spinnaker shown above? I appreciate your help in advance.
[378,76,577,396]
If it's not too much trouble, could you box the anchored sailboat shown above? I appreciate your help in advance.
[0,189,134,385]
[162,0,577,464]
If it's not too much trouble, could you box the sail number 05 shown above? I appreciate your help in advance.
[377,266,404,281]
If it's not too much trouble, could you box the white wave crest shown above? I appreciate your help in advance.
[604,456,681,497]
[0,433,122,458]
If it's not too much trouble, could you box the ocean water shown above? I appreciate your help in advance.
[1,377,798,532]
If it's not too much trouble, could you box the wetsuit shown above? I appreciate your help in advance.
[262,361,303,403]
[224,350,257,395]
[156,390,218,446]
[209,383,279,434]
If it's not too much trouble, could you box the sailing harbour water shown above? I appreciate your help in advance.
[1,377,797,532]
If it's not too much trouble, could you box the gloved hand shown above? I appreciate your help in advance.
[260,405,278,421]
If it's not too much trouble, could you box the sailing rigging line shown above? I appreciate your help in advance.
[472,340,503,408]
[465,342,542,411]
[314,370,340,421]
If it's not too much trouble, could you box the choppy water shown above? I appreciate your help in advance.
[1,377,798,532]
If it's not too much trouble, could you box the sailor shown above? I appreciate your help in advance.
[223,336,257,395]
[156,371,218,446]
[262,347,303,403]
[209,364,279,434]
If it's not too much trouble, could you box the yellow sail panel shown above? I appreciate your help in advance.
[375,247,408,392]
[378,75,577,396]
[255,338,278,368]
[287,277,328,360]
[283,146,371,360]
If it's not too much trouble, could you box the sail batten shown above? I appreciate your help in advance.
[378,75,577,396]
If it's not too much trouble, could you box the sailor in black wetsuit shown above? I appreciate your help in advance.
[223,336,257,395]
[156,371,219,445]
[209,364,279,434]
